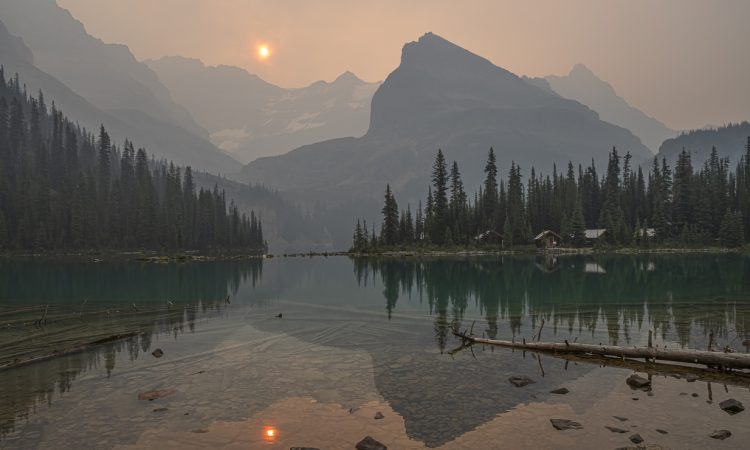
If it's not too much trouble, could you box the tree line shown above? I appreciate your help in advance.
[353,142,750,251]
[0,69,266,253]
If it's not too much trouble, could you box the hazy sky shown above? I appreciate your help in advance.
[57,0,749,131]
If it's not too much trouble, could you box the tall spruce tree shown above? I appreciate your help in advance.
[381,184,400,246]
[431,150,449,244]
[483,147,498,230]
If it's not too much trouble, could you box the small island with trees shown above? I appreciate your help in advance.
[352,143,749,254]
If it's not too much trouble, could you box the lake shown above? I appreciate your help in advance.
[1,254,749,449]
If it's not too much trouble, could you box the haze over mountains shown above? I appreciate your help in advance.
[237,33,655,247]
[544,64,676,153]
[0,4,329,252]
[146,57,379,163]
[2,1,746,251]
[0,0,238,174]
[145,48,674,165]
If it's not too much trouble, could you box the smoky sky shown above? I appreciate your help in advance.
[57,0,750,131]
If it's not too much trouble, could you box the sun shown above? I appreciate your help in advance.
[258,45,270,60]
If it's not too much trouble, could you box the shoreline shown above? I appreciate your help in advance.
[0,246,746,262]
[345,246,747,258]
[0,251,266,263]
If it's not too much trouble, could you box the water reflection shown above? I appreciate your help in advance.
[0,259,263,437]
[1,255,750,447]
[353,254,750,350]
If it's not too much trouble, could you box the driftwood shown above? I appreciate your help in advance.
[0,331,143,371]
[554,352,750,388]
[453,331,750,370]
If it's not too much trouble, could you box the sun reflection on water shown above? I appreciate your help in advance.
[263,426,278,442]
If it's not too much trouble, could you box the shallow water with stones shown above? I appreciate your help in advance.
[0,254,749,449]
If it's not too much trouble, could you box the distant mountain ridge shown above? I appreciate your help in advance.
[146,56,379,163]
[656,121,750,166]
[241,32,654,248]
[544,64,676,153]
[0,19,329,251]
[0,0,239,174]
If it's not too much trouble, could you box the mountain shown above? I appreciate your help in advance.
[0,0,239,174]
[0,20,327,252]
[545,64,675,153]
[146,56,379,163]
[240,33,653,248]
[656,122,750,166]
[0,29,330,252]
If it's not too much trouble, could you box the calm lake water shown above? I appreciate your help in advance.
[1,255,749,449]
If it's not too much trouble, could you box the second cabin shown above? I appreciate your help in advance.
[534,230,562,249]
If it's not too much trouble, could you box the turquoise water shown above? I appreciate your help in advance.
[0,255,749,449]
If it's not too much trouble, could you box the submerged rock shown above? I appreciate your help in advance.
[629,433,643,444]
[605,426,628,433]
[550,419,583,430]
[138,389,176,401]
[655,429,668,434]
[151,348,164,358]
[152,407,168,413]
[626,374,651,389]
[550,387,569,394]
[290,448,321,450]
[613,416,629,422]
[355,436,387,450]
[614,446,670,450]
[709,429,732,440]
[719,398,745,414]
[509,376,535,387]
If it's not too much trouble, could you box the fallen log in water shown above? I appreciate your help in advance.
[0,331,143,371]
[556,352,750,388]
[453,331,750,370]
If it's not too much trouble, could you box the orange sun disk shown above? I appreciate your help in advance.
[258,45,270,59]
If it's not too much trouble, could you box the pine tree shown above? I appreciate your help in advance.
[449,160,466,241]
[415,201,424,242]
[503,216,513,248]
[672,149,693,232]
[507,162,526,243]
[483,147,498,229]
[719,210,744,248]
[599,147,627,244]
[381,184,400,246]
[431,150,449,244]
[570,198,586,247]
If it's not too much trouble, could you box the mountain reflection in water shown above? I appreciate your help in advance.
[0,254,748,448]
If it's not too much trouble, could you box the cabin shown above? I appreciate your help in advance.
[533,230,562,249]
[585,229,607,242]
[634,228,656,238]
[474,230,504,246]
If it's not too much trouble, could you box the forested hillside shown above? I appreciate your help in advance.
[0,69,265,253]
[657,122,750,167]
